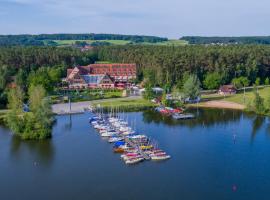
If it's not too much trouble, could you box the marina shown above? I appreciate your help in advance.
[89,110,171,164]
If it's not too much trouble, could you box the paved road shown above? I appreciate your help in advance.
[52,96,141,115]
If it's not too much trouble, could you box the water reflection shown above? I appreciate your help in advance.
[10,136,54,167]
[143,108,270,141]
[142,108,243,128]
[251,116,265,142]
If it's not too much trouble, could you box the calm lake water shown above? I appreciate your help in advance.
[0,108,270,200]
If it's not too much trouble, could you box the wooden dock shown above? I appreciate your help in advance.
[125,138,151,160]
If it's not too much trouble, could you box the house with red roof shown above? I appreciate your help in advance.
[65,63,136,89]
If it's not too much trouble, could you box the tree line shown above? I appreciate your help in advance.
[96,45,270,89]
[0,34,168,46]
[1,44,270,107]
[181,36,270,45]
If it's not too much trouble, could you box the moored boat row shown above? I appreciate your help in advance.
[89,113,171,165]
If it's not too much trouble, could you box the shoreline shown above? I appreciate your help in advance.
[187,100,245,110]
[51,96,145,114]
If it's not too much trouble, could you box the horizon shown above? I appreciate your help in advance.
[1,0,270,38]
[1,33,270,40]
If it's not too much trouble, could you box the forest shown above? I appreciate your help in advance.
[0,34,168,46]
[181,36,270,45]
[1,45,270,108]
[96,45,270,87]
[0,46,97,108]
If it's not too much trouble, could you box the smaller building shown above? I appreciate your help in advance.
[218,85,237,95]
[67,74,114,89]
[82,74,114,89]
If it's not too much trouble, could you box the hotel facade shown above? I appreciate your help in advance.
[65,63,136,89]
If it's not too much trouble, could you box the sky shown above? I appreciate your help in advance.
[0,0,269,38]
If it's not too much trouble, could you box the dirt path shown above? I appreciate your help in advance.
[189,100,245,110]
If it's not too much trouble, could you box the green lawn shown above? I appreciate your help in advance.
[92,98,156,111]
[202,87,270,106]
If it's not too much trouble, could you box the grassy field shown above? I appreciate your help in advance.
[51,39,188,46]
[147,40,188,46]
[52,39,131,46]
[202,87,270,106]
[92,98,156,111]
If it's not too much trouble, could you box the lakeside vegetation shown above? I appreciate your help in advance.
[6,85,54,140]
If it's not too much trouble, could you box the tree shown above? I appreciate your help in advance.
[161,92,170,106]
[6,87,25,135]
[265,77,270,85]
[255,77,261,86]
[0,65,10,90]
[143,69,156,86]
[143,83,155,100]
[28,67,53,93]
[28,85,46,112]
[232,76,249,89]
[7,87,24,112]
[6,85,53,140]
[203,72,223,90]
[15,68,28,89]
[253,88,265,114]
[266,92,270,113]
[232,76,249,102]
[183,74,201,100]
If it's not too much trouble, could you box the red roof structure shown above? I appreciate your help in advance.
[65,63,136,89]
[218,85,237,95]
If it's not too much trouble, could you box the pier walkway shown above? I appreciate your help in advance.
[125,138,151,160]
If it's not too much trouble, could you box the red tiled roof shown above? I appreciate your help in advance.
[219,85,236,92]
[67,69,73,77]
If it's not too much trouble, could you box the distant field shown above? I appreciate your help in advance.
[147,40,188,46]
[51,39,188,46]
[52,39,131,46]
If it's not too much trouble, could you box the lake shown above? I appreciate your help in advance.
[0,108,270,200]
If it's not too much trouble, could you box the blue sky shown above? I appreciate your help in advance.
[0,0,269,38]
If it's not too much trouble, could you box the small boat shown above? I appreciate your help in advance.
[120,153,138,158]
[149,152,166,156]
[108,137,124,143]
[122,155,142,161]
[113,147,125,153]
[101,132,116,137]
[151,155,171,161]
[140,145,153,150]
[125,157,144,164]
